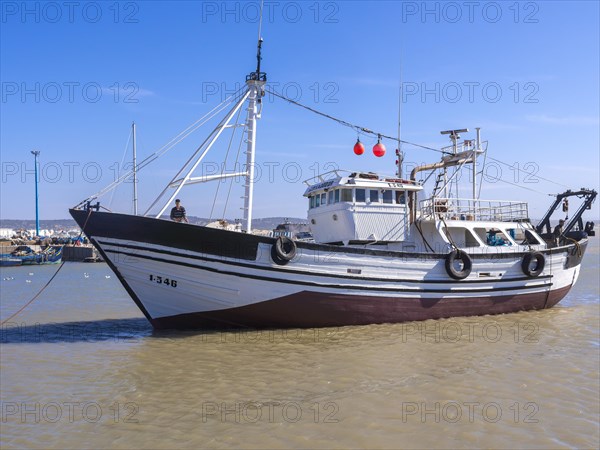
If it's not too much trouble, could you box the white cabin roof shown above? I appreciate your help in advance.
[303,171,423,197]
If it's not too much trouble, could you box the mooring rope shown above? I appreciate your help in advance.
[0,209,94,326]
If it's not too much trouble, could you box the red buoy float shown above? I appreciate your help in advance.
[373,137,386,157]
[353,138,365,155]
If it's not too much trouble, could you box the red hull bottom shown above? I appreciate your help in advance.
[150,285,571,330]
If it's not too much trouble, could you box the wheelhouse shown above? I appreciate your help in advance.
[303,171,423,244]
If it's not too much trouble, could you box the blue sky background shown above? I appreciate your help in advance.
[1,0,599,221]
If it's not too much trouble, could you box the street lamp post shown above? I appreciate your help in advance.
[31,150,40,237]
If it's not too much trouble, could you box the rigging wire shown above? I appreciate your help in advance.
[75,86,247,208]
[485,155,571,190]
[485,176,553,196]
[264,88,449,155]
[108,126,133,209]
[266,88,575,196]
[208,106,245,221]
[222,115,248,220]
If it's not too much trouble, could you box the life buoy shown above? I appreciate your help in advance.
[521,251,545,277]
[271,236,297,265]
[445,249,472,280]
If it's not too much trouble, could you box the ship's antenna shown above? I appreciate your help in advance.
[255,0,265,80]
[396,48,405,178]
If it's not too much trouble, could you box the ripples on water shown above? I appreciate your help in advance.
[1,241,598,449]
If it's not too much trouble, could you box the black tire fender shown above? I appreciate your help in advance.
[271,236,297,265]
[445,249,472,280]
[521,251,545,277]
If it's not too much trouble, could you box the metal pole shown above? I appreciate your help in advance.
[474,128,480,200]
[31,150,40,236]
[132,122,138,215]
[243,83,261,233]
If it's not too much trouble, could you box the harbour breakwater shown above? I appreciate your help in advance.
[0,245,98,262]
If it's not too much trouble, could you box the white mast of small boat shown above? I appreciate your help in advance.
[132,121,138,215]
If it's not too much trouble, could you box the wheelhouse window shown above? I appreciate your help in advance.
[309,196,314,209]
[334,189,340,203]
[328,191,334,204]
[315,194,321,207]
[445,227,482,248]
[382,190,393,204]
[474,227,513,246]
[396,191,406,204]
[320,193,326,206]
[507,228,542,245]
[341,189,352,202]
[370,190,379,203]
[355,189,366,202]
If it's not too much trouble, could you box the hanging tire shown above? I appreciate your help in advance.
[521,252,545,277]
[271,236,297,265]
[445,249,472,280]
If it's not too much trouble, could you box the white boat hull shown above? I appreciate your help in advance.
[71,210,584,329]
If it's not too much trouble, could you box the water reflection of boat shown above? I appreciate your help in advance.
[0,245,63,266]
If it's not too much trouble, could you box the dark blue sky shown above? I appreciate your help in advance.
[1,1,598,220]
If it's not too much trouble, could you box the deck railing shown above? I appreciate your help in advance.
[420,197,529,222]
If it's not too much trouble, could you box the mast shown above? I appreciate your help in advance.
[132,122,138,215]
[396,54,404,179]
[474,127,480,200]
[242,21,267,233]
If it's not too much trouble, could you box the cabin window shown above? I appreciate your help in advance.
[465,229,481,247]
[507,228,541,245]
[328,191,334,204]
[356,189,366,202]
[334,189,340,203]
[474,227,513,246]
[396,191,406,204]
[383,190,393,204]
[370,190,379,203]
[321,193,327,206]
[315,194,321,207]
[341,189,352,202]
[309,196,314,209]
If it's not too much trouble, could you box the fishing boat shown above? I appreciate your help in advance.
[0,245,63,266]
[69,38,596,330]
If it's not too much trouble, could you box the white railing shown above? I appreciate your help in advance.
[420,197,529,222]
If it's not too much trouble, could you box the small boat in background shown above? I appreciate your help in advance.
[0,256,23,267]
[0,245,63,266]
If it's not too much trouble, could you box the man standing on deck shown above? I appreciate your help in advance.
[553,219,565,246]
[170,199,189,223]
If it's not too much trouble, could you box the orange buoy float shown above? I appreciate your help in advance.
[373,137,386,157]
[353,138,365,155]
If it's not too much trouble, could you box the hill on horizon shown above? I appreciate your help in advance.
[0,216,307,231]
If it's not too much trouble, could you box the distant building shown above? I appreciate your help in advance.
[0,228,14,238]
